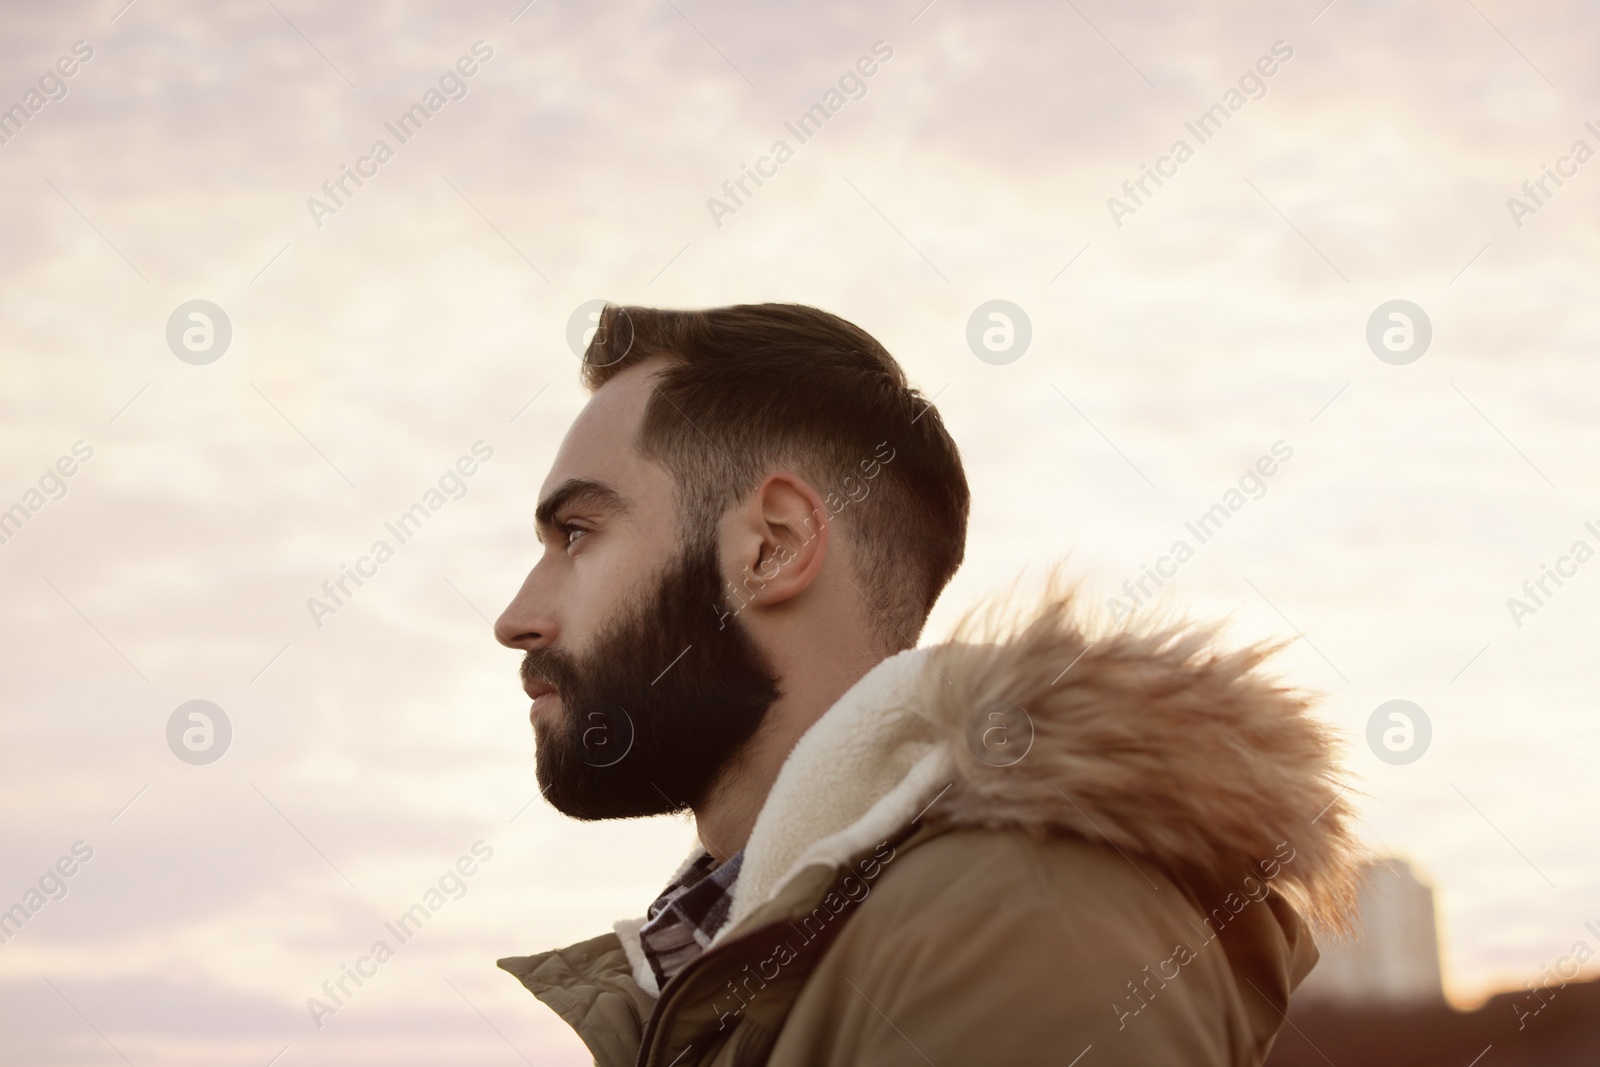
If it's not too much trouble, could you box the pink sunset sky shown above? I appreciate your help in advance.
[2,0,1598,1062]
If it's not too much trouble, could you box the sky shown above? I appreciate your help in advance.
[2,0,1599,1062]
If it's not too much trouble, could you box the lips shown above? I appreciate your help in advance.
[525,675,561,724]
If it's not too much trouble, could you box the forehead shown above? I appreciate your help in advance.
[540,359,670,501]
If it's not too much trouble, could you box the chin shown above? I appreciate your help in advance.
[529,693,561,724]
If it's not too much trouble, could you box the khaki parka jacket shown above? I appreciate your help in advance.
[499,587,1358,1067]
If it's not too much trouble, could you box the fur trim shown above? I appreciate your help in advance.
[920,571,1362,933]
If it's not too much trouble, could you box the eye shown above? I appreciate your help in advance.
[556,521,590,550]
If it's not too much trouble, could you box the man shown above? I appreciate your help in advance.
[493,303,1357,1066]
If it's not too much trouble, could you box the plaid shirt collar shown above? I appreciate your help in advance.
[638,848,745,991]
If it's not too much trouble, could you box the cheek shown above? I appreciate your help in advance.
[566,533,672,644]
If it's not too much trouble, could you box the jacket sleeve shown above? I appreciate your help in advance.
[766,830,1298,1067]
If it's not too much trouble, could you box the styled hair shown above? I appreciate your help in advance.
[581,302,969,650]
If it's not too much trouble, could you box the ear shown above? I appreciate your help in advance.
[722,472,831,612]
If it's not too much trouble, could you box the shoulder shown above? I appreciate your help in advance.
[768,828,1250,1066]
[859,824,1204,941]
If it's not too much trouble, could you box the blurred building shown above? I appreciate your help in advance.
[1297,858,1445,1006]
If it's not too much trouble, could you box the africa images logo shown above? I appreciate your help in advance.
[1106,40,1294,228]
[305,42,494,229]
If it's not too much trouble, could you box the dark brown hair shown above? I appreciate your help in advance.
[581,302,969,650]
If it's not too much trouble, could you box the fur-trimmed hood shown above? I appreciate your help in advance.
[616,577,1362,996]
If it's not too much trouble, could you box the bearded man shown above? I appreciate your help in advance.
[493,303,1357,1067]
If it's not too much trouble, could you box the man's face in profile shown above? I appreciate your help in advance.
[495,361,780,820]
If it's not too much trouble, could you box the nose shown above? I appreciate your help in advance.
[494,569,558,651]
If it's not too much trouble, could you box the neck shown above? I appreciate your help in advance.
[692,639,885,863]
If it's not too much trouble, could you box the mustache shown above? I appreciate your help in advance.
[520,648,576,692]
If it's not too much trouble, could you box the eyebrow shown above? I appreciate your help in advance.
[534,478,630,542]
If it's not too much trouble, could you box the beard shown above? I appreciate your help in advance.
[521,534,782,820]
